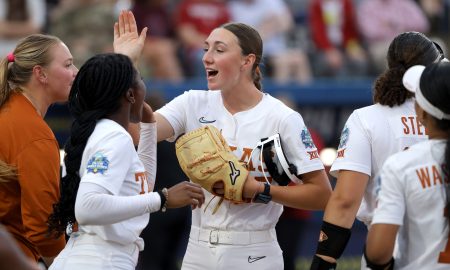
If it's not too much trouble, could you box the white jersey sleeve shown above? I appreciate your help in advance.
[371,157,405,226]
[137,122,157,190]
[81,130,134,195]
[369,140,449,269]
[279,112,324,177]
[156,91,190,141]
[330,111,372,177]
[75,182,161,225]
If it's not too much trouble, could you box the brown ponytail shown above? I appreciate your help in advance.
[373,32,441,107]
[0,57,14,108]
[253,65,263,91]
[373,66,414,106]
[0,160,17,183]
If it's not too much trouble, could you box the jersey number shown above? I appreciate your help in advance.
[439,207,450,263]
[135,172,149,194]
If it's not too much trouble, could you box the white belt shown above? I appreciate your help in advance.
[70,233,141,254]
[190,226,276,245]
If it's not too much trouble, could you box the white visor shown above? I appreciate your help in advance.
[402,65,450,120]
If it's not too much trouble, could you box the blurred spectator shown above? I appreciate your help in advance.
[174,0,230,77]
[357,0,429,74]
[136,91,191,270]
[416,0,450,51]
[283,0,312,50]
[49,0,116,68]
[228,0,313,84]
[308,0,369,78]
[0,0,46,57]
[132,0,184,81]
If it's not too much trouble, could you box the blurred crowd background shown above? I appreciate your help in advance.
[1,0,449,269]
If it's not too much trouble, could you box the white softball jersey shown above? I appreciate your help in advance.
[77,119,154,249]
[157,90,324,232]
[330,98,428,226]
[372,139,449,270]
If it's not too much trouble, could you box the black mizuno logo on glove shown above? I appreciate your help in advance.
[229,161,240,185]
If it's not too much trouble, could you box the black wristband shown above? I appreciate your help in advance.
[364,245,394,270]
[157,189,167,212]
[316,221,351,259]
[310,255,337,270]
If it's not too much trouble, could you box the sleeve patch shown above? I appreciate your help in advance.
[300,127,316,149]
[87,152,109,174]
[338,125,350,150]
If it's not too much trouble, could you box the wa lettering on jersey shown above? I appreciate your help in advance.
[416,164,449,189]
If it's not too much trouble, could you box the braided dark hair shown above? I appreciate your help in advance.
[373,32,441,107]
[48,53,137,237]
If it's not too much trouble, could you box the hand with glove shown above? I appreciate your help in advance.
[175,125,252,203]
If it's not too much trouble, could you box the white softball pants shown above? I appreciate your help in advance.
[182,226,284,270]
[49,233,139,270]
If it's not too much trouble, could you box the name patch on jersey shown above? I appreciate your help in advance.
[86,152,109,174]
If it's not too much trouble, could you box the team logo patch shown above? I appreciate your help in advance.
[338,125,350,149]
[318,230,328,242]
[86,152,109,174]
[301,127,316,149]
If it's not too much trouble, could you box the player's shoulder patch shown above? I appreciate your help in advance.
[86,151,109,174]
[338,125,350,149]
[300,127,316,149]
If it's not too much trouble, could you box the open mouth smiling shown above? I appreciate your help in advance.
[207,69,218,78]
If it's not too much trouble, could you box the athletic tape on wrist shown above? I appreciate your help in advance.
[316,221,351,259]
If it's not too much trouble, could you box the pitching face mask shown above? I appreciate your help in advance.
[246,134,301,186]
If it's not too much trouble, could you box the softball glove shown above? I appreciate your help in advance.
[175,125,248,202]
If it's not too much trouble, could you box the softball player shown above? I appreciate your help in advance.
[310,32,445,270]
[365,62,450,269]
[115,11,332,270]
[0,34,76,266]
[47,53,204,270]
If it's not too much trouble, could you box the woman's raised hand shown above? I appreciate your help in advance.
[113,10,147,65]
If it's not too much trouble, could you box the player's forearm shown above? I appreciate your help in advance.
[322,192,362,228]
[271,170,331,210]
[365,224,398,265]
